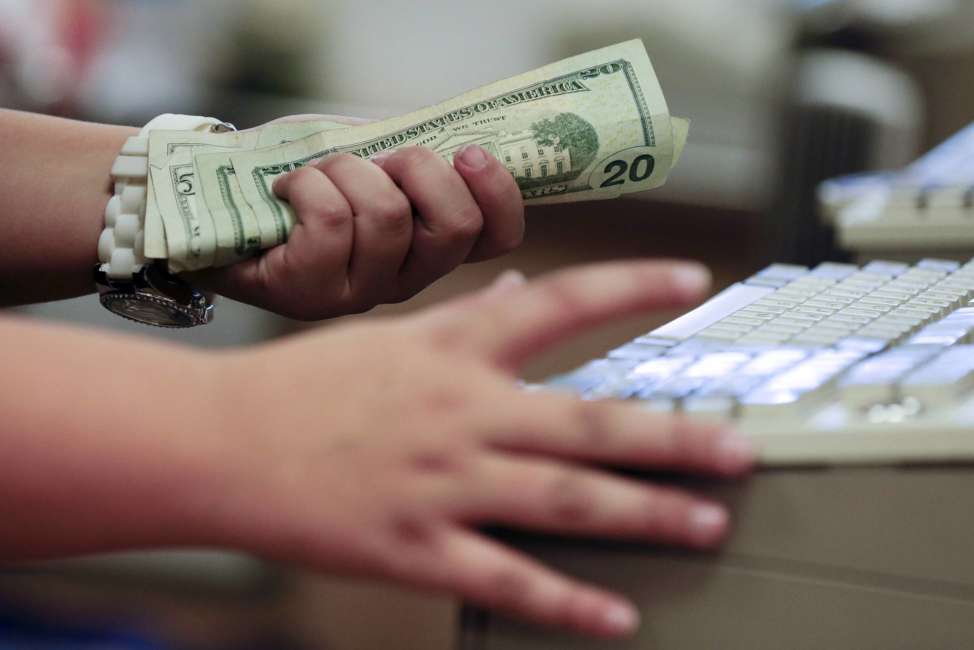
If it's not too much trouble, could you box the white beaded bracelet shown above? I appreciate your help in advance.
[97,113,227,280]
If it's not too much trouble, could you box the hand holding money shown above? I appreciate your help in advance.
[189,139,525,320]
[145,40,688,316]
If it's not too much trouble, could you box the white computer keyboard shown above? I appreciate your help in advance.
[822,121,974,252]
[544,258,974,466]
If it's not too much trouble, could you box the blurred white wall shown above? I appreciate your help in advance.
[302,0,795,210]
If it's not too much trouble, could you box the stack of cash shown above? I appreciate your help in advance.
[145,39,689,273]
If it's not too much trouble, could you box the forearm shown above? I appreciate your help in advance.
[0,315,245,560]
[0,110,137,305]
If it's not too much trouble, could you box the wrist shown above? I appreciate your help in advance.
[0,113,137,305]
[183,350,290,555]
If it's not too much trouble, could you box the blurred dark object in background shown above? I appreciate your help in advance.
[765,0,974,266]
[0,600,167,649]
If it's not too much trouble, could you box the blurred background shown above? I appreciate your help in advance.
[2,0,974,647]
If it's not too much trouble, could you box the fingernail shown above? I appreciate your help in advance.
[493,269,527,289]
[371,150,395,167]
[717,433,756,473]
[689,504,727,546]
[671,263,711,297]
[601,601,640,636]
[456,144,488,171]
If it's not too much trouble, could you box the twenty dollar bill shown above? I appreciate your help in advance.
[194,39,688,267]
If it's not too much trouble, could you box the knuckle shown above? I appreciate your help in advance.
[398,146,441,169]
[572,400,612,448]
[316,152,360,173]
[484,567,531,610]
[548,470,596,522]
[441,205,484,244]
[285,166,324,196]
[368,191,413,233]
[538,276,586,321]
[410,441,470,476]
[389,512,437,548]
[315,204,353,231]
[666,416,713,461]
[551,588,596,631]
[425,318,467,351]
[644,488,695,538]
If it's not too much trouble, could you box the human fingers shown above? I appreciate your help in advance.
[453,453,730,549]
[189,166,354,318]
[440,260,711,371]
[451,144,525,262]
[314,153,413,306]
[485,390,754,477]
[410,528,640,638]
[374,147,484,298]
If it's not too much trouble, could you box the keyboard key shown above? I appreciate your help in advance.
[665,338,735,356]
[738,305,787,318]
[794,305,836,318]
[640,376,707,400]
[810,262,858,279]
[857,297,898,311]
[827,312,874,326]
[837,336,890,353]
[841,306,884,319]
[736,332,791,345]
[629,356,694,381]
[790,332,843,346]
[755,263,809,280]
[908,328,969,346]
[607,341,669,361]
[698,374,769,398]
[839,346,940,409]
[547,359,636,395]
[863,260,910,276]
[739,389,805,417]
[721,314,767,328]
[640,397,676,413]
[745,276,791,289]
[683,395,736,421]
[754,296,803,309]
[806,322,857,336]
[772,315,820,327]
[825,286,869,300]
[870,288,918,301]
[697,328,744,342]
[900,346,974,408]
[887,278,934,293]
[804,296,855,309]
[634,335,680,347]
[682,352,751,378]
[650,283,775,340]
[843,272,889,287]
[918,258,961,272]
[757,322,808,335]
[899,268,945,283]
